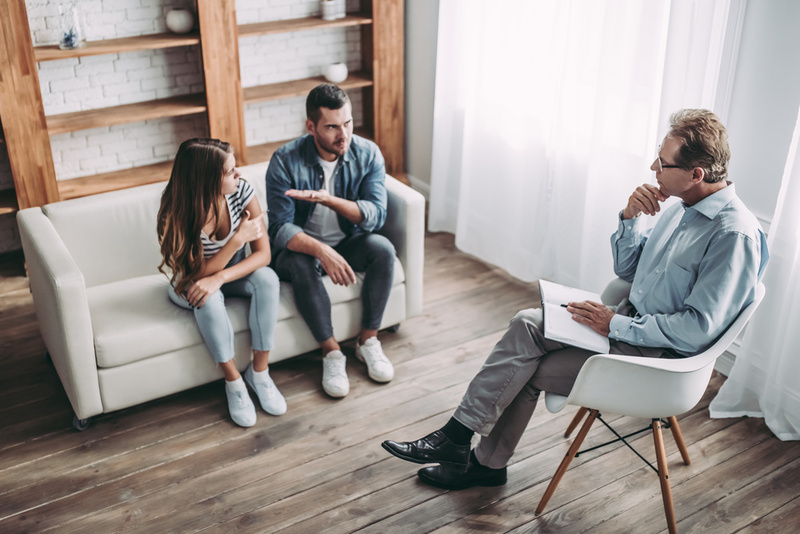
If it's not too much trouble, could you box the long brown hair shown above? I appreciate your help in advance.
[157,138,232,296]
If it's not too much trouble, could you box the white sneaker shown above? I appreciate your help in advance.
[244,364,287,416]
[322,350,350,398]
[225,378,256,427]
[355,337,394,382]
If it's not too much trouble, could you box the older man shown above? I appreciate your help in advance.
[383,109,769,490]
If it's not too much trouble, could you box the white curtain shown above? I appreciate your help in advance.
[429,0,733,292]
[709,105,800,441]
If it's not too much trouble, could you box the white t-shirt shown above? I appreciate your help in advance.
[303,157,346,246]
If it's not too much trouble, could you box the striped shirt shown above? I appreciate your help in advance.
[200,179,255,258]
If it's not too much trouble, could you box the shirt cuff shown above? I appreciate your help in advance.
[356,199,379,231]
[275,223,304,251]
[609,314,634,342]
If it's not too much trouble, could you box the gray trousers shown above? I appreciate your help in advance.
[453,308,675,469]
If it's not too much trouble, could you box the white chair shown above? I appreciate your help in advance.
[535,280,766,534]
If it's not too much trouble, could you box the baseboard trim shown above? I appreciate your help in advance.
[405,173,430,200]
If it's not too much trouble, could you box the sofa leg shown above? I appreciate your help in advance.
[386,324,401,333]
[72,414,92,431]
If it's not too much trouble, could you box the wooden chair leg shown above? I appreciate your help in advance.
[653,419,677,534]
[564,407,589,438]
[667,416,691,465]
[536,409,598,515]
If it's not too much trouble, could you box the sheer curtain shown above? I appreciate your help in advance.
[709,105,800,441]
[428,0,733,292]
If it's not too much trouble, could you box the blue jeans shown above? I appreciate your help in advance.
[272,232,395,342]
[168,261,280,364]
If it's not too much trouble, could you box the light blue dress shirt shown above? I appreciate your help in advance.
[609,183,769,356]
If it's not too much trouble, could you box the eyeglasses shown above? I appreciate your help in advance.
[655,145,681,173]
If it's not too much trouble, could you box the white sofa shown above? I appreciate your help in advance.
[17,162,425,429]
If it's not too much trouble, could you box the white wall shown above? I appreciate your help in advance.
[404,0,438,196]
[725,0,800,227]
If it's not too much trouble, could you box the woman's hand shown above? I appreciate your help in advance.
[187,273,225,308]
[236,209,264,244]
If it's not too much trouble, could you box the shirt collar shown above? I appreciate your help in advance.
[685,181,736,220]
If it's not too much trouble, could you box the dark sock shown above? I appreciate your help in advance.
[440,417,473,446]
[470,450,504,472]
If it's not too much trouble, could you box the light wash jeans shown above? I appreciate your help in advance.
[168,252,280,364]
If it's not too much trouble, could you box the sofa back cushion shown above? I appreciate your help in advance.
[41,162,272,289]
[43,182,166,287]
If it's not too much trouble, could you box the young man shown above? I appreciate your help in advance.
[382,109,769,489]
[265,83,395,398]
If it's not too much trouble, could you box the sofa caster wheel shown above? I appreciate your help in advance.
[386,323,400,333]
[72,415,91,431]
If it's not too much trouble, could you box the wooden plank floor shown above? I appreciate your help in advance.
[1,233,799,533]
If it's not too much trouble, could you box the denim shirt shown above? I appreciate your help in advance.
[609,183,769,356]
[265,134,387,252]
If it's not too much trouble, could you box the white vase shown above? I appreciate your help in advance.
[323,63,348,84]
[166,8,195,34]
[321,0,337,21]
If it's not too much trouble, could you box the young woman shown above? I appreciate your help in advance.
[157,138,285,427]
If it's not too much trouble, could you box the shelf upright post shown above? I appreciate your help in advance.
[0,0,60,209]
[363,0,405,175]
[196,0,249,165]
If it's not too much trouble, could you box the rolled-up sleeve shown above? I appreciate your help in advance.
[265,154,303,252]
[354,149,387,232]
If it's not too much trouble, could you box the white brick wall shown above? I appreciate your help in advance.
[25,0,368,183]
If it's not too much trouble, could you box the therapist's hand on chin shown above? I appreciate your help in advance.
[623,183,669,219]
[565,301,615,337]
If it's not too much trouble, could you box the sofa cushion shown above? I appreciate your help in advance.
[89,258,405,369]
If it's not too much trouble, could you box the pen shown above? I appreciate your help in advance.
[560,304,569,308]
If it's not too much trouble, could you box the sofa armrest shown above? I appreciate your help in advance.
[380,176,426,318]
[17,208,102,420]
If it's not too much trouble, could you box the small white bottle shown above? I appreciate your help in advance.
[336,0,347,19]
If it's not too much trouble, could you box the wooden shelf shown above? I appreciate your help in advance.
[57,160,173,201]
[33,32,200,62]
[0,189,18,215]
[247,126,374,164]
[239,14,372,38]
[243,72,373,105]
[46,93,207,135]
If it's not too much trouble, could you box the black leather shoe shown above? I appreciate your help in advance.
[418,460,507,490]
[382,430,470,466]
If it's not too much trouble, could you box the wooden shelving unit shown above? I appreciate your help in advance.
[58,161,174,201]
[47,93,207,135]
[243,72,373,105]
[0,0,404,213]
[238,14,372,37]
[32,32,201,61]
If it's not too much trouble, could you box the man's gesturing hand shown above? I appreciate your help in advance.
[318,246,357,286]
[565,300,615,337]
[285,189,331,204]
[622,184,669,219]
